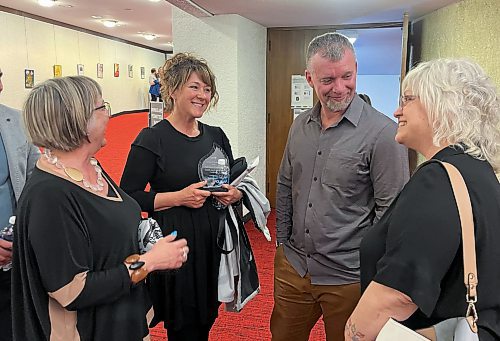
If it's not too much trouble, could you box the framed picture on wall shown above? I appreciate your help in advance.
[24,69,34,89]
[53,65,62,78]
[140,66,145,79]
[97,63,103,78]
[114,63,120,77]
[128,64,133,78]
[77,64,84,76]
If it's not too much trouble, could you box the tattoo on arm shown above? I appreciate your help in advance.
[345,318,366,341]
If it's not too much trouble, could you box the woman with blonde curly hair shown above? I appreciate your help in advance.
[121,53,243,340]
[345,58,500,340]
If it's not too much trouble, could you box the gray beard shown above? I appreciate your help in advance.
[326,94,354,112]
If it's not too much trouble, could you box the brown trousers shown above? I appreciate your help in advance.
[270,246,361,341]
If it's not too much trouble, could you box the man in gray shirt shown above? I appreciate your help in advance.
[270,33,409,341]
[0,67,40,340]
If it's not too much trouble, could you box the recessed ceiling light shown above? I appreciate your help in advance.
[142,33,157,41]
[91,15,103,19]
[102,20,118,28]
[38,0,57,7]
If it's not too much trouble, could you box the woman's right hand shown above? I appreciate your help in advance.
[176,181,211,208]
[141,234,189,271]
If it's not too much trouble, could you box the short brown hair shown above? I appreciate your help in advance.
[23,76,102,151]
[159,53,219,113]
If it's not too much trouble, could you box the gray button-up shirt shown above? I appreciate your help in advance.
[276,95,409,285]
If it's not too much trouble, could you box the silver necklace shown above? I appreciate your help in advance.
[43,149,105,192]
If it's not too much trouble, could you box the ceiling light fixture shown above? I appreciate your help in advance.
[102,20,118,28]
[142,33,157,41]
[91,15,103,19]
[38,0,57,7]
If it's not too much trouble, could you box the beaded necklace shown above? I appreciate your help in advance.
[43,149,105,192]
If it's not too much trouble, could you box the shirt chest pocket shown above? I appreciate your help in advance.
[321,150,368,189]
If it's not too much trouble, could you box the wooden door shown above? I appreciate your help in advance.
[266,28,331,207]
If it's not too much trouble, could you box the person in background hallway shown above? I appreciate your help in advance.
[0,67,40,341]
[358,93,372,106]
[271,32,409,341]
[157,66,164,102]
[11,76,189,340]
[346,58,500,341]
[121,53,243,341]
[149,68,161,102]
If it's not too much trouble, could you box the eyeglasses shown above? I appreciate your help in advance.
[94,102,111,117]
[400,95,418,108]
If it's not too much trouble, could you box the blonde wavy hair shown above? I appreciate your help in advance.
[159,53,219,113]
[402,58,500,171]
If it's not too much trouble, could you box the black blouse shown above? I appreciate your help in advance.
[12,166,150,341]
[360,146,500,340]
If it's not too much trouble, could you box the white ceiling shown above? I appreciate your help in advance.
[0,0,174,51]
[194,0,460,27]
[0,0,461,73]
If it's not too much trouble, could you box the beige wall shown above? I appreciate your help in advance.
[417,0,500,86]
[0,11,166,113]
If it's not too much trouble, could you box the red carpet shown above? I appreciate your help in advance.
[97,112,326,340]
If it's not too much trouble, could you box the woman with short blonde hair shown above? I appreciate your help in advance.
[13,76,189,341]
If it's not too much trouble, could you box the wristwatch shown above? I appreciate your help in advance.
[124,254,149,285]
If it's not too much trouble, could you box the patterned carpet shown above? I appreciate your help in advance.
[97,112,326,340]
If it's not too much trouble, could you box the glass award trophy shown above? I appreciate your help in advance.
[198,144,230,192]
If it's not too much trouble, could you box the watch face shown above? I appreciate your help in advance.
[129,261,145,270]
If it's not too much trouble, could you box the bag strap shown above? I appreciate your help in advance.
[433,160,479,332]
[217,209,239,255]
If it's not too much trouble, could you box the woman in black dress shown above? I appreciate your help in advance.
[345,59,500,340]
[121,53,243,340]
[12,76,189,341]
